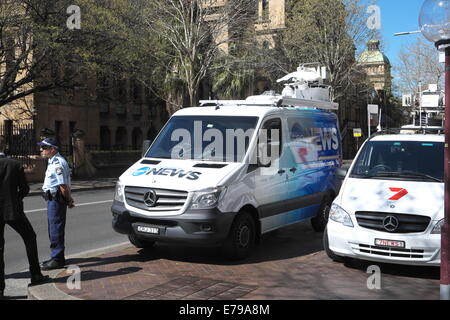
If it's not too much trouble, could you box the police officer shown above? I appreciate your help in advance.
[38,138,75,271]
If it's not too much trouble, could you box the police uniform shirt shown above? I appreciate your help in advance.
[42,153,71,194]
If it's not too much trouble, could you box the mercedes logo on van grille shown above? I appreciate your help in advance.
[382,216,399,232]
[143,189,158,207]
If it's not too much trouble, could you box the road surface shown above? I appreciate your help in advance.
[3,188,127,298]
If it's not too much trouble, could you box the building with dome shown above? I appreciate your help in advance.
[358,40,392,92]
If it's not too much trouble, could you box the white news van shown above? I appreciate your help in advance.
[112,65,343,259]
[325,129,444,266]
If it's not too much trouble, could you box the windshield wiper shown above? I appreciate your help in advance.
[398,171,443,182]
[353,171,443,182]
[353,171,400,179]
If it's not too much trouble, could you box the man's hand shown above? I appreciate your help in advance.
[68,198,75,208]
[59,184,75,208]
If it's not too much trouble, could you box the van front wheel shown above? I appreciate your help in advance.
[222,212,256,261]
[311,195,332,232]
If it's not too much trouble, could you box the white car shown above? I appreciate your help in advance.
[324,132,443,266]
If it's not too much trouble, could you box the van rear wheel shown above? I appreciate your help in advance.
[128,234,156,249]
[311,194,332,232]
[222,211,256,261]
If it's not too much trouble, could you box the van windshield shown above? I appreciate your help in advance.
[350,140,444,182]
[145,115,259,162]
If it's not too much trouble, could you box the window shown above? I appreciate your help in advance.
[262,0,269,16]
[351,140,444,181]
[146,116,259,162]
[259,118,282,163]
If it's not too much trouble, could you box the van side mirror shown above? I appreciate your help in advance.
[257,155,271,168]
[336,163,351,179]
[257,143,271,167]
[142,140,152,157]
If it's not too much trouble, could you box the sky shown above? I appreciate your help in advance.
[376,0,434,67]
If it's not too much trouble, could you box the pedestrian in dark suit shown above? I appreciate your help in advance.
[0,136,49,299]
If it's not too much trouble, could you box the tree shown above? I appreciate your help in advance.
[257,0,378,101]
[0,0,162,112]
[143,0,257,108]
[0,0,74,108]
[396,37,445,96]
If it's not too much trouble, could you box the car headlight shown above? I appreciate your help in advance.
[431,219,444,234]
[114,180,125,203]
[190,187,226,210]
[329,203,354,227]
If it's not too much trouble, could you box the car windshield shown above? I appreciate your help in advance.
[350,140,444,182]
[145,115,259,162]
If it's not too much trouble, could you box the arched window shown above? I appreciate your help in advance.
[100,126,111,150]
[115,127,128,149]
[147,127,157,142]
[132,127,143,150]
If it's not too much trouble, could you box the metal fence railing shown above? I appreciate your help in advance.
[0,122,38,167]
[1,121,142,168]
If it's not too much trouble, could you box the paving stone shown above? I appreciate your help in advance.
[48,222,440,300]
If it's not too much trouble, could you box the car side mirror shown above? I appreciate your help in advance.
[142,140,152,157]
[336,163,351,179]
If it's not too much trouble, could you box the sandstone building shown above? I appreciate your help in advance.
[357,40,392,92]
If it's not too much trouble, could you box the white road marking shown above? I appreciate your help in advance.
[25,200,113,213]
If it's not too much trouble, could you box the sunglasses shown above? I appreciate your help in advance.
[40,146,51,150]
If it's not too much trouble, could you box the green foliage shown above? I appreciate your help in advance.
[210,43,257,99]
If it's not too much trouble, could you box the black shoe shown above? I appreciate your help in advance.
[40,259,65,271]
[40,259,53,266]
[29,274,51,287]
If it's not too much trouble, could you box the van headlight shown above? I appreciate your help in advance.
[431,219,444,234]
[190,187,226,210]
[329,203,354,227]
[114,180,125,203]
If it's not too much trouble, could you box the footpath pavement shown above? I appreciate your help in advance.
[22,176,440,301]
[21,161,441,301]
[26,216,440,300]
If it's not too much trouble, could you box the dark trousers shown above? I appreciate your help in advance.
[0,216,41,292]
[47,200,67,261]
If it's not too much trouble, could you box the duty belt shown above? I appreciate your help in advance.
[42,190,56,201]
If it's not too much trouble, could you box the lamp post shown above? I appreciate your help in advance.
[419,0,450,300]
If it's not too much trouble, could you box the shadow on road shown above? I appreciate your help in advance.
[39,220,439,285]
[2,295,27,300]
[132,221,324,266]
[51,266,142,284]
[344,258,440,280]
[5,270,30,280]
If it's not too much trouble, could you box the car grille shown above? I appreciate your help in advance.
[349,243,438,260]
[124,186,188,212]
[355,211,431,233]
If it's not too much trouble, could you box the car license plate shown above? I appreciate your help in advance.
[375,238,405,248]
[137,226,159,235]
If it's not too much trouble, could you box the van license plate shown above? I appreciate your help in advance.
[375,239,405,248]
[137,226,159,235]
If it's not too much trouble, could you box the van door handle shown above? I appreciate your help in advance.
[290,168,297,172]
[277,169,286,174]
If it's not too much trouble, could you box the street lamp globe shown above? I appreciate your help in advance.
[419,0,450,47]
